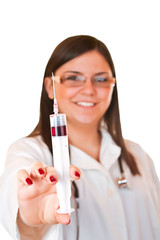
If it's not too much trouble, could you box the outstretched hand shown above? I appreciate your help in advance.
[17,162,81,227]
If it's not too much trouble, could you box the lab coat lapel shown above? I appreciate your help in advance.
[100,129,121,170]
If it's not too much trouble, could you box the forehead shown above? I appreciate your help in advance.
[55,50,112,75]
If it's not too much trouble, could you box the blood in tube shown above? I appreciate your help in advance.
[51,125,67,136]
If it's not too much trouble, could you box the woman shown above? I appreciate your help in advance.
[0,35,159,240]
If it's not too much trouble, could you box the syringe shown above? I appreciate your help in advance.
[50,73,74,214]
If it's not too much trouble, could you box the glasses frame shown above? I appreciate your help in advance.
[53,74,116,88]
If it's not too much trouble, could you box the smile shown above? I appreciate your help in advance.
[76,102,96,107]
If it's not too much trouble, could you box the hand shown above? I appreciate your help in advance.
[17,162,81,226]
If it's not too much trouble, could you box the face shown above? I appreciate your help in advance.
[46,50,115,127]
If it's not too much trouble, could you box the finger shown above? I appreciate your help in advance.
[17,169,33,186]
[69,165,81,180]
[30,162,46,178]
[55,212,71,225]
[45,166,58,184]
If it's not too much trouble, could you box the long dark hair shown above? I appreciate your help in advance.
[29,35,140,175]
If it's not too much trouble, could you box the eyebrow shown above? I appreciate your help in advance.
[63,71,110,75]
[94,72,110,76]
[63,71,81,74]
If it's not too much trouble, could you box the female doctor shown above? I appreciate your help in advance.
[0,35,160,240]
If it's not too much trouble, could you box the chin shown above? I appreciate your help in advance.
[74,116,99,125]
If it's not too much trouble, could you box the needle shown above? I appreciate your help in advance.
[52,72,59,114]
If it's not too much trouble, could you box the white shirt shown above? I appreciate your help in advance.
[0,129,160,240]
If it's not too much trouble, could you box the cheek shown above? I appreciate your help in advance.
[98,88,114,103]
[55,87,78,110]
[55,86,74,99]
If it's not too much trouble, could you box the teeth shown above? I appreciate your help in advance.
[76,102,95,107]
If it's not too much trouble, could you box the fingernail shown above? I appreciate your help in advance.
[38,168,45,175]
[75,171,80,178]
[26,178,33,185]
[50,175,57,182]
[66,219,71,225]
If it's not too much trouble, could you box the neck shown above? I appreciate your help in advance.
[67,121,102,161]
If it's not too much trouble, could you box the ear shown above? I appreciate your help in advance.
[44,77,54,99]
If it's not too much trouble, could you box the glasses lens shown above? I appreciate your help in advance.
[61,74,85,87]
[93,75,115,88]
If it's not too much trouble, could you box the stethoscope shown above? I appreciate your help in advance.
[71,155,128,240]
[117,155,128,189]
[72,155,128,195]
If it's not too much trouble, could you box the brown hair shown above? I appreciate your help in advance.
[29,35,140,175]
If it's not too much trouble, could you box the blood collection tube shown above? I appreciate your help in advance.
[50,113,74,213]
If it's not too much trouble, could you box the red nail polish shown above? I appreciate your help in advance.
[38,168,45,175]
[75,171,80,177]
[50,175,57,182]
[26,178,33,185]
[66,219,71,225]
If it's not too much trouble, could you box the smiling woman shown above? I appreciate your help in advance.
[0,35,160,240]
[34,36,140,175]
[46,51,115,126]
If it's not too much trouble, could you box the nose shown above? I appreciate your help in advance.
[80,79,96,96]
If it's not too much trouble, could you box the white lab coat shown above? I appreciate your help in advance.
[0,129,160,240]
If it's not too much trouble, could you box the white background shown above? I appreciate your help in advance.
[0,0,160,238]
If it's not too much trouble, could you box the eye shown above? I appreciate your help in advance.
[63,75,84,82]
[65,75,78,81]
[94,76,109,82]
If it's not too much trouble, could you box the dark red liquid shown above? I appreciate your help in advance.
[52,125,67,136]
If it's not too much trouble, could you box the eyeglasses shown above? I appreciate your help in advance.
[54,72,116,88]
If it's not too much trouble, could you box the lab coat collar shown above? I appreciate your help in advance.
[70,128,121,171]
